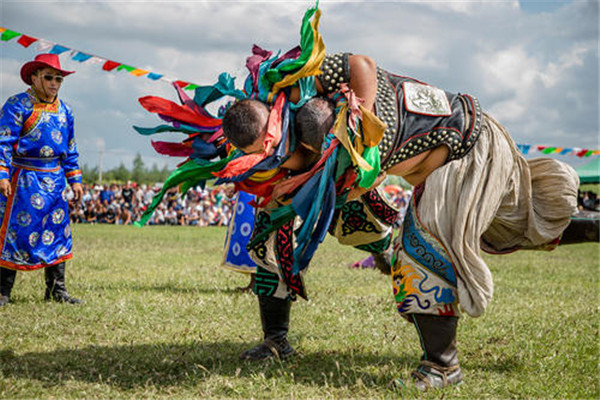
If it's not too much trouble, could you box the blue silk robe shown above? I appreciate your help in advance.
[0,89,82,271]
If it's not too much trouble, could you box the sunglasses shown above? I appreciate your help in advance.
[41,74,64,83]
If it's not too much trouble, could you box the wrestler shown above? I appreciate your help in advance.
[222,52,590,390]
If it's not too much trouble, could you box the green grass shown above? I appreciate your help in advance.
[1,225,598,399]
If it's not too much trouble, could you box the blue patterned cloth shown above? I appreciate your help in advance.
[222,191,257,273]
[0,89,81,271]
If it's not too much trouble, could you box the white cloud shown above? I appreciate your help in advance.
[415,0,519,15]
[475,46,540,95]
[540,44,588,88]
[1,0,597,170]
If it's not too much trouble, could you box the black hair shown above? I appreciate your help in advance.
[222,100,269,149]
[295,97,335,152]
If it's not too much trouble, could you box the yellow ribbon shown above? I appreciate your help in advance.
[333,103,386,172]
[248,168,282,182]
[267,9,326,102]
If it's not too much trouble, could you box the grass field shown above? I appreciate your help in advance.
[0,224,598,399]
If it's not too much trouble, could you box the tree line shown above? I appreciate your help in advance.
[80,153,172,185]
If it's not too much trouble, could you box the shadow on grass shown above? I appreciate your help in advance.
[0,340,522,391]
[82,282,247,295]
[0,341,410,390]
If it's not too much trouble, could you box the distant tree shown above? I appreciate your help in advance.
[80,155,172,185]
[159,164,171,182]
[131,153,145,183]
[112,162,131,183]
[81,163,99,184]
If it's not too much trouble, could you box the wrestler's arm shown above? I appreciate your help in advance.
[348,55,377,112]
[285,55,379,173]
[289,54,378,111]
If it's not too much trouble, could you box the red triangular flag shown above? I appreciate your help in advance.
[17,34,37,48]
[174,80,189,88]
[102,60,120,71]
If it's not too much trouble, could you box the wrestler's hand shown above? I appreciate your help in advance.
[0,179,11,198]
[71,182,83,203]
[347,172,387,201]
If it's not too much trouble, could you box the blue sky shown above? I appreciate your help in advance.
[1,0,598,170]
[519,0,572,13]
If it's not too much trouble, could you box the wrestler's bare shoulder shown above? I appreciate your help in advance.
[385,145,450,186]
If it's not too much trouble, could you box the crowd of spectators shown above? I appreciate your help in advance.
[66,182,413,228]
[383,186,412,227]
[67,182,234,227]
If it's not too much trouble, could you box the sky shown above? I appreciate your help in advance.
[0,0,598,171]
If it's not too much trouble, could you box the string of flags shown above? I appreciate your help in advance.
[0,26,200,91]
[517,145,600,158]
[1,26,598,158]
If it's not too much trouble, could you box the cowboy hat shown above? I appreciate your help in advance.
[20,53,74,85]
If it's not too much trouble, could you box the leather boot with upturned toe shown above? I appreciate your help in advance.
[240,295,294,360]
[44,263,82,304]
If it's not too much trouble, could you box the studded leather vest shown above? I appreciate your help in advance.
[318,53,483,170]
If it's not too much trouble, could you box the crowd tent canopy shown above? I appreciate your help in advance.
[575,157,600,184]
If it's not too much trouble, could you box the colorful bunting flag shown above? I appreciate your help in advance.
[0,25,202,90]
[1,29,20,41]
[102,60,120,71]
[130,68,149,77]
[116,64,135,73]
[17,34,37,48]
[49,44,70,54]
[72,51,92,62]
[518,144,600,158]
[174,80,190,88]
[147,72,163,80]
[35,39,53,52]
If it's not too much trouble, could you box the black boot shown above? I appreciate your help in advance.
[409,314,463,390]
[373,251,393,276]
[240,295,295,360]
[44,263,82,304]
[560,217,599,244]
[0,267,17,306]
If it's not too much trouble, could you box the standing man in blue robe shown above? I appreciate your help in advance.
[0,53,83,306]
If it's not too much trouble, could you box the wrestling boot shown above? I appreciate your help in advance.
[0,267,17,306]
[240,295,295,360]
[560,217,599,244]
[408,314,463,390]
[44,263,82,304]
[372,250,393,276]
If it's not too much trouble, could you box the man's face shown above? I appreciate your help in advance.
[31,67,63,101]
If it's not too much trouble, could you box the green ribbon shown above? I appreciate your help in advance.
[134,155,234,227]
[133,124,200,136]
[264,5,318,84]
[357,146,381,189]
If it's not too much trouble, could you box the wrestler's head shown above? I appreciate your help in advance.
[295,97,335,153]
[222,99,270,153]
